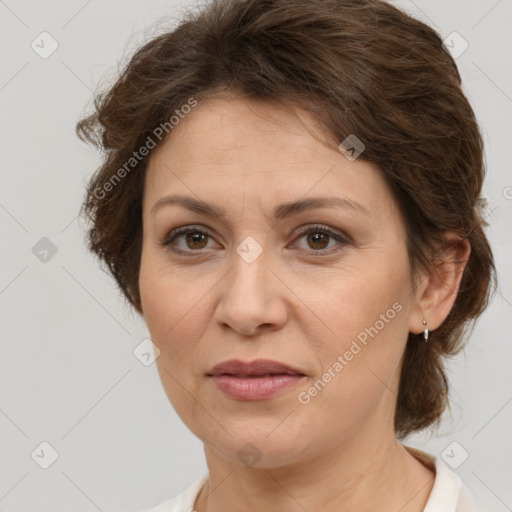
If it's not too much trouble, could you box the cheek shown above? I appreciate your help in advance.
[139,251,213,429]
[301,255,412,399]
[139,250,213,367]
[312,262,410,349]
[140,248,190,332]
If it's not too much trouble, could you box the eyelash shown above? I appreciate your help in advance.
[160,224,349,256]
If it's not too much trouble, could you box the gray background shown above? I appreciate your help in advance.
[0,0,510,510]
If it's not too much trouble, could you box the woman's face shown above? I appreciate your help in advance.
[139,96,422,467]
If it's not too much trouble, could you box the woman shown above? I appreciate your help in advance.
[76,0,495,510]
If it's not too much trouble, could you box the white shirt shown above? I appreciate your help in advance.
[141,446,487,512]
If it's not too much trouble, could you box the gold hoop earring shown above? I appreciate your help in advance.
[422,320,429,342]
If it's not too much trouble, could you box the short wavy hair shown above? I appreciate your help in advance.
[76,0,495,438]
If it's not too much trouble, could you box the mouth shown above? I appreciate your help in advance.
[207,358,306,378]
[207,359,306,400]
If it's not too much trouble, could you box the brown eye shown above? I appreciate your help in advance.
[305,231,330,250]
[183,231,209,250]
[162,227,215,253]
[293,225,348,254]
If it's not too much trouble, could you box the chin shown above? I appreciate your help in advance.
[200,422,312,469]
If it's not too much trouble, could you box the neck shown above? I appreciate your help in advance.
[194,432,435,512]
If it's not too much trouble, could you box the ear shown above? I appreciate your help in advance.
[408,235,471,336]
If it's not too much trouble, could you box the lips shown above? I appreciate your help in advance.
[207,359,307,400]
[207,358,305,377]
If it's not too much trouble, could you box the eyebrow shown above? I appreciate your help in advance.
[150,194,370,221]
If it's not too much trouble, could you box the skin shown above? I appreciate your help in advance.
[139,95,470,512]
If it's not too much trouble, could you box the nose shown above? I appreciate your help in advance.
[214,243,289,337]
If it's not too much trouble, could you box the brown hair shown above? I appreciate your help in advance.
[76,0,495,438]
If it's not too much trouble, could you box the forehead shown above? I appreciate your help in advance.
[144,96,394,218]
[150,96,336,169]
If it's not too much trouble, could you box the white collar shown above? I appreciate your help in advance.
[404,445,462,511]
